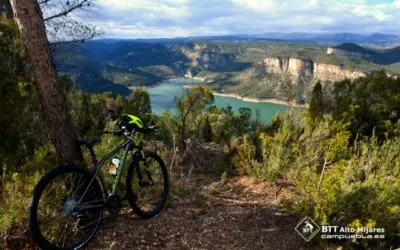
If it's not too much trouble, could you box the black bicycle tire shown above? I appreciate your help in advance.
[126,151,169,219]
[29,165,103,250]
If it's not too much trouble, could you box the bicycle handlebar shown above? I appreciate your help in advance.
[103,125,159,136]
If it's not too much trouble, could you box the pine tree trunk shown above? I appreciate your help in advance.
[10,0,83,164]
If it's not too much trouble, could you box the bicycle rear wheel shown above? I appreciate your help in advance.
[29,165,104,250]
[126,151,169,219]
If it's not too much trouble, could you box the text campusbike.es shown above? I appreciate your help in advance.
[321,226,385,240]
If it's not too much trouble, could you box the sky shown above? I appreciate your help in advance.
[82,0,400,38]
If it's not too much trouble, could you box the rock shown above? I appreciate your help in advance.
[263,57,365,83]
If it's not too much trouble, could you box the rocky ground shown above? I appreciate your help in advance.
[89,174,305,250]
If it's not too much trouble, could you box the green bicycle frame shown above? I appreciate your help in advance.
[79,131,143,206]
[100,139,132,196]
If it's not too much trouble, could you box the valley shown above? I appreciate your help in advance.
[55,39,400,104]
[2,1,400,248]
[145,78,287,123]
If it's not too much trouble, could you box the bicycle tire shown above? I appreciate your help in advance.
[29,165,104,250]
[126,151,169,219]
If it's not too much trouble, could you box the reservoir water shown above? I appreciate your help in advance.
[146,78,287,123]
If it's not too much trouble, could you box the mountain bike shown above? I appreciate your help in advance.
[28,114,169,250]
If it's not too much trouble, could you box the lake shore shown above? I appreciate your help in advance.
[213,92,291,106]
[128,77,202,91]
[183,84,306,107]
[132,78,291,122]
[131,77,305,108]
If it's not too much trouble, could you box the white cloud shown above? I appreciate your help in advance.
[372,11,391,21]
[96,0,189,18]
[98,0,189,9]
[85,0,400,38]
[353,4,392,21]
[231,0,277,12]
[317,16,334,25]
[394,0,400,8]
[308,0,318,8]
[353,5,368,16]
[96,22,191,38]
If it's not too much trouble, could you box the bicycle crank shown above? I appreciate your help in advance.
[106,195,122,215]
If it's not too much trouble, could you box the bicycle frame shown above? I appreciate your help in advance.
[98,138,132,196]
[81,131,143,205]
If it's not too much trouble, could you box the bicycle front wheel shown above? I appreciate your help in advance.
[126,151,169,219]
[29,165,104,250]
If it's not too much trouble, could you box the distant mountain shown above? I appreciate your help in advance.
[79,41,249,76]
[55,41,249,93]
[90,36,287,45]
[333,43,376,54]
[95,32,400,47]
[54,49,163,95]
[55,39,400,95]
[234,33,400,47]
[329,43,400,65]
[254,32,398,43]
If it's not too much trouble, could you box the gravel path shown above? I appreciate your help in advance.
[90,175,304,250]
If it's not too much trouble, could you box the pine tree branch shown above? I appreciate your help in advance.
[49,32,96,46]
[38,0,51,5]
[43,0,89,22]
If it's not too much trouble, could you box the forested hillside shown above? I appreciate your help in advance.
[56,40,400,105]
[54,49,162,95]
[0,16,399,249]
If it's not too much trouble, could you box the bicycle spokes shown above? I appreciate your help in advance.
[37,172,102,248]
[132,157,165,212]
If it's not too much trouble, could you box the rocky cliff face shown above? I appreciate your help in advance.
[264,58,314,77]
[313,63,365,81]
[263,57,365,82]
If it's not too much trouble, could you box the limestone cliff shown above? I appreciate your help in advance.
[313,63,365,82]
[263,57,365,82]
[264,58,313,78]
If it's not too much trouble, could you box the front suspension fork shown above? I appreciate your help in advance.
[136,151,154,186]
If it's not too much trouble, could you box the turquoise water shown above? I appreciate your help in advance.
[146,78,287,123]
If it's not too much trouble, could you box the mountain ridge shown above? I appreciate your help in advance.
[55,40,400,99]
[92,32,400,47]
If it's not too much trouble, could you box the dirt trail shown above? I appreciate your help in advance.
[90,174,304,250]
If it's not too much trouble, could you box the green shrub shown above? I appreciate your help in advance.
[0,146,56,236]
